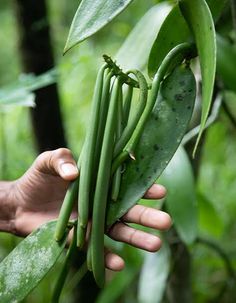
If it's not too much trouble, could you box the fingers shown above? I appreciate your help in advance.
[105,251,125,271]
[34,148,79,180]
[108,222,162,252]
[122,205,172,230]
[143,183,166,199]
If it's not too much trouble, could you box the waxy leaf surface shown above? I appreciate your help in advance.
[160,147,198,245]
[138,243,170,303]
[116,3,171,71]
[64,0,133,53]
[148,0,226,77]
[148,5,190,79]
[107,65,196,226]
[0,221,68,303]
[178,0,216,155]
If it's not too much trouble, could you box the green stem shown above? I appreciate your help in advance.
[91,78,121,288]
[111,83,124,201]
[54,178,79,241]
[52,227,77,303]
[64,261,88,295]
[122,85,133,127]
[87,239,93,271]
[196,237,236,280]
[103,54,144,88]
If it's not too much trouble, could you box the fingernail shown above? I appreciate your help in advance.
[155,184,167,194]
[61,163,78,176]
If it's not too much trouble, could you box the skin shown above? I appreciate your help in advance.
[0,148,171,271]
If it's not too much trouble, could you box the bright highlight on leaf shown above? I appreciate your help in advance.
[138,244,170,303]
[179,0,216,156]
[64,0,134,53]
[0,221,68,302]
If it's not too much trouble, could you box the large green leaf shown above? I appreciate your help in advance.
[160,147,198,245]
[216,34,236,92]
[116,2,172,71]
[64,0,134,53]
[178,0,216,155]
[148,5,191,79]
[0,221,68,302]
[138,243,170,303]
[148,0,226,78]
[107,64,196,226]
[206,0,228,22]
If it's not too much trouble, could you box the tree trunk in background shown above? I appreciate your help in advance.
[14,0,66,153]
[14,2,100,302]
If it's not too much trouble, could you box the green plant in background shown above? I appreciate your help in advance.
[1,0,236,302]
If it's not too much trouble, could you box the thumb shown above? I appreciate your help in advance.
[34,148,79,181]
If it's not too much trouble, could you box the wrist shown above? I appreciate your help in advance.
[0,181,17,234]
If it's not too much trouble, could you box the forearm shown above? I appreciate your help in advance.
[0,181,16,233]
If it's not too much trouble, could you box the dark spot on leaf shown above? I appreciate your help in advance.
[119,0,125,5]
[179,80,185,87]
[175,94,184,101]
[135,166,140,172]
[148,176,152,179]
[172,107,176,112]
[140,173,144,178]
[187,105,191,110]
[153,144,159,151]
[140,154,144,159]
[188,89,193,93]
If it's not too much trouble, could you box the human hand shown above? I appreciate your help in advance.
[11,148,171,270]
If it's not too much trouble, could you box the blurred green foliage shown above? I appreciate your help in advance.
[0,0,236,302]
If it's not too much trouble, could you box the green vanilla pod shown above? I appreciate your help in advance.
[78,64,107,237]
[91,78,121,288]
[107,64,196,227]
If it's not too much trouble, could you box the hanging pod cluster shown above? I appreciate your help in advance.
[54,42,196,288]
[0,45,197,303]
